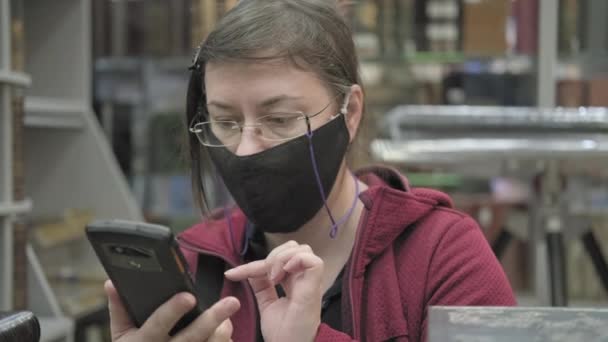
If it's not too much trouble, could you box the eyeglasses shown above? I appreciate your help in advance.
[189,95,346,148]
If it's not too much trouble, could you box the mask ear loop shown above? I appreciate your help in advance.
[223,205,252,256]
[305,91,359,238]
[305,125,338,235]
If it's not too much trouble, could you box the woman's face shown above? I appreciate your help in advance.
[204,60,343,156]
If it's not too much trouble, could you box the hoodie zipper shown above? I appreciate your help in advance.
[348,206,369,340]
[177,236,236,265]
[177,237,257,342]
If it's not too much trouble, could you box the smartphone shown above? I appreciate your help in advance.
[86,219,203,336]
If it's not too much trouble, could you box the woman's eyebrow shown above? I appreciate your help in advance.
[258,95,304,109]
[207,101,237,111]
[207,95,302,110]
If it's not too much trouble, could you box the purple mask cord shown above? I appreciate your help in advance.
[223,206,239,255]
[330,173,359,238]
[224,206,254,256]
[306,130,360,238]
[241,221,255,256]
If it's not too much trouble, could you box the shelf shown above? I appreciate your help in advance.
[1,0,143,336]
[38,316,74,342]
[404,55,585,82]
[371,136,608,165]
[24,97,86,129]
[0,199,32,216]
[31,209,93,249]
[428,306,608,341]
[95,56,191,73]
[383,105,608,132]
[406,52,466,64]
[0,70,32,87]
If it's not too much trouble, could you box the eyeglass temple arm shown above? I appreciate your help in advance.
[341,91,351,115]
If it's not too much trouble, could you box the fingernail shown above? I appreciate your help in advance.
[222,297,240,313]
[180,293,196,306]
[224,268,236,276]
[269,269,277,281]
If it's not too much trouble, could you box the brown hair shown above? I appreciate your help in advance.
[186,0,363,216]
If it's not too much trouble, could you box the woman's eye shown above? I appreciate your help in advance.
[263,114,300,125]
[216,121,234,128]
[268,116,289,124]
[211,116,236,122]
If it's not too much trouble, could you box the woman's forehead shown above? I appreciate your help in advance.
[204,60,330,100]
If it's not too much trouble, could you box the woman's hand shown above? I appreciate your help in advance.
[104,280,239,342]
[225,241,324,342]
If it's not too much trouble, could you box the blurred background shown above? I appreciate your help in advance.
[2,0,608,341]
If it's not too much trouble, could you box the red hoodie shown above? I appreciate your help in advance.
[177,166,516,342]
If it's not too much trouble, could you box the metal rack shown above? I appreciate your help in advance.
[375,105,608,167]
[382,105,608,132]
[373,107,608,308]
[371,1,608,307]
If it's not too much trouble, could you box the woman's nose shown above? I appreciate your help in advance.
[234,126,266,156]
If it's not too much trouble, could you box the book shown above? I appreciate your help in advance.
[11,7,27,307]
[513,0,538,55]
[12,94,27,310]
[191,0,218,45]
[558,0,581,55]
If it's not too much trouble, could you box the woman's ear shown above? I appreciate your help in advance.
[345,84,364,143]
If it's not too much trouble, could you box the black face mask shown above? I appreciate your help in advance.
[207,114,350,233]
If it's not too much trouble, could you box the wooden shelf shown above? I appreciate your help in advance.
[1,2,140,340]
[0,199,32,216]
[0,69,31,87]
[24,97,86,129]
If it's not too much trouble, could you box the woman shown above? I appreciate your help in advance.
[104,1,516,341]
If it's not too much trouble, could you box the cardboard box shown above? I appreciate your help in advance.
[462,0,509,56]
[588,78,608,107]
[557,79,587,107]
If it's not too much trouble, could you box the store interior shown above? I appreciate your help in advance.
[2,0,608,341]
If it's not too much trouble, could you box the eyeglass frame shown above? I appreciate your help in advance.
[189,92,351,148]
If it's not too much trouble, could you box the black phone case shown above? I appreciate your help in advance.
[86,219,203,336]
